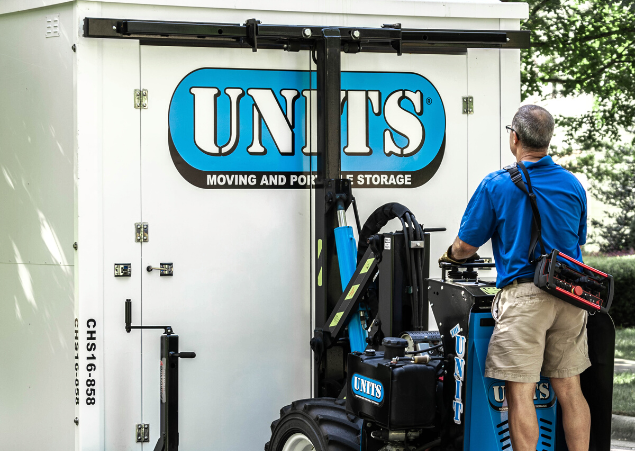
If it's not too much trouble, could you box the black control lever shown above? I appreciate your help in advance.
[439,261,496,269]
[170,352,196,359]
[125,299,173,334]
[422,227,446,233]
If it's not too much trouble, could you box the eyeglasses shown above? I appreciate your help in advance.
[506,125,521,141]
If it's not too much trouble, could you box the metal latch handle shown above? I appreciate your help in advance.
[146,263,173,276]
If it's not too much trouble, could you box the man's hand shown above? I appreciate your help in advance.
[438,237,480,266]
[439,245,467,265]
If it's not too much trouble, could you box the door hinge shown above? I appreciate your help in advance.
[136,423,150,442]
[462,96,474,114]
[135,223,148,243]
[134,89,148,109]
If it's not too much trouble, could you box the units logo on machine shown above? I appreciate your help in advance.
[450,324,466,424]
[352,373,384,404]
[487,378,555,412]
[168,68,446,189]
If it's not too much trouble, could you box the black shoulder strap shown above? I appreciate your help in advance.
[504,162,547,262]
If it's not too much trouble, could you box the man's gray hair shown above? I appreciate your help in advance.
[511,105,554,150]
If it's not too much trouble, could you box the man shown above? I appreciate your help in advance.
[440,105,591,451]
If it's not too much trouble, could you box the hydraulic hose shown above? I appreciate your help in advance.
[405,213,419,329]
[399,216,414,325]
[412,215,425,329]
[357,203,412,263]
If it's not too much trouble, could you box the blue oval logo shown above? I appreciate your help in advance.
[352,373,384,404]
[168,68,446,189]
[487,378,556,411]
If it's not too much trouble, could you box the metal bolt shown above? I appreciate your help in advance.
[112,26,116,30]
[507,37,510,42]
[73,242,78,250]
[74,417,79,425]
[302,28,312,38]
[351,30,360,40]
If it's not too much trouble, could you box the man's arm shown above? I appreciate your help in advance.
[451,236,479,260]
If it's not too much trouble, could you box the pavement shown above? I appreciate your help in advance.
[614,358,635,374]
[612,439,635,450]
[612,360,635,444]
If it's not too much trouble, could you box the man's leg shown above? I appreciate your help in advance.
[550,375,590,451]
[507,381,539,451]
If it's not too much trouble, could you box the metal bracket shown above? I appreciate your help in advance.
[462,96,474,114]
[136,423,150,442]
[134,89,148,109]
[244,18,260,52]
[114,263,132,277]
[135,223,148,243]
[410,241,425,248]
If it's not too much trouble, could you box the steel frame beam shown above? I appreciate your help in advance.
[83,18,530,53]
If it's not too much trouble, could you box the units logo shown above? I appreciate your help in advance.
[450,324,466,424]
[352,373,384,404]
[168,68,446,189]
[487,378,555,412]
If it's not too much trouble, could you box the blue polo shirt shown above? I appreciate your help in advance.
[458,156,587,288]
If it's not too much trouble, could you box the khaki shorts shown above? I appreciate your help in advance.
[484,281,591,383]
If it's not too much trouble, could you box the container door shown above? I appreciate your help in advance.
[140,44,468,450]
[139,46,313,450]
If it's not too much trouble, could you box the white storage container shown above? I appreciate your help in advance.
[0,1,527,449]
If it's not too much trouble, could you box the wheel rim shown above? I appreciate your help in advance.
[281,433,315,451]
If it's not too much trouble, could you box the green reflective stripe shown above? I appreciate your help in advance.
[330,312,344,327]
[318,239,322,258]
[360,257,375,274]
[345,284,360,300]
[480,287,501,295]
[318,268,322,287]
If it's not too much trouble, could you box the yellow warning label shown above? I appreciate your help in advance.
[360,258,375,274]
[346,284,360,300]
[480,287,501,295]
[330,312,344,327]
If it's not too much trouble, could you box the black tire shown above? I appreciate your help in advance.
[265,398,363,451]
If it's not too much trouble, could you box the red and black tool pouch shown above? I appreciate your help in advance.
[505,162,614,313]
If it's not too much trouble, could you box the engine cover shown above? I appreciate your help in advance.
[346,348,437,429]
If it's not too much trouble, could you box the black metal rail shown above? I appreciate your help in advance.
[83,18,530,53]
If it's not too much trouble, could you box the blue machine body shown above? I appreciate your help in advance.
[463,311,559,451]
[334,225,368,353]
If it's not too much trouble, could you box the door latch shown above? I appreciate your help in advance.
[147,263,173,276]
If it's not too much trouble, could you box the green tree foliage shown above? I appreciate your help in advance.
[517,0,635,146]
[585,256,635,327]
[514,0,635,251]
[579,143,635,252]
